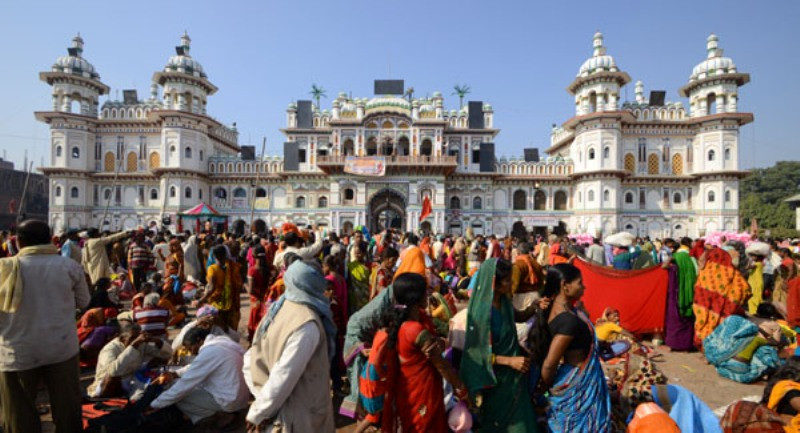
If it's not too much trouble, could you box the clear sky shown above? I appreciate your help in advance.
[1,0,797,170]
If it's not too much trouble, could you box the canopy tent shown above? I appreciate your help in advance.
[176,202,229,233]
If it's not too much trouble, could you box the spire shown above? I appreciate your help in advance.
[635,80,646,103]
[593,31,606,56]
[706,33,720,58]
[69,33,84,57]
[178,31,191,56]
[150,82,159,100]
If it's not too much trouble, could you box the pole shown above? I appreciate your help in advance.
[158,172,171,232]
[100,155,124,231]
[249,137,266,233]
[16,161,34,224]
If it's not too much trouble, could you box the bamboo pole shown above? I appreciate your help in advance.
[249,137,266,233]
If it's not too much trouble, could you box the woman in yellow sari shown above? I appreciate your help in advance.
[199,245,242,329]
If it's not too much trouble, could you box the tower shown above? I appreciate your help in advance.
[40,34,109,117]
[153,32,217,115]
[679,34,752,233]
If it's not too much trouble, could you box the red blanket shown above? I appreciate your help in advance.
[575,259,668,334]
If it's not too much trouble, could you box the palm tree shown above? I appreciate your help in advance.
[309,84,327,110]
[405,86,415,102]
[452,84,471,109]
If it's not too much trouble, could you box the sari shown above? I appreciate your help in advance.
[664,264,695,351]
[348,259,371,314]
[548,308,612,432]
[767,380,800,432]
[787,277,800,329]
[703,315,781,383]
[205,259,242,329]
[692,248,751,348]
[748,262,765,315]
[460,259,538,432]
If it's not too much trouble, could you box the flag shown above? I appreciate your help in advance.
[419,195,432,222]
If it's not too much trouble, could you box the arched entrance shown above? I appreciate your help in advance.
[368,189,406,234]
[251,219,267,235]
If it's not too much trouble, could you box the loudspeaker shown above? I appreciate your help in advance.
[283,142,299,171]
[240,145,255,160]
[479,142,495,172]
[524,148,540,162]
[296,100,313,129]
[649,91,666,107]
[374,80,404,95]
[468,101,484,129]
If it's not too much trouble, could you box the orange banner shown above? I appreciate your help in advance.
[344,156,386,176]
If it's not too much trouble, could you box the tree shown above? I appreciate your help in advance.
[739,161,800,233]
[309,84,327,110]
[452,84,471,109]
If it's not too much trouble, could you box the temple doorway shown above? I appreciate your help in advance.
[368,189,406,233]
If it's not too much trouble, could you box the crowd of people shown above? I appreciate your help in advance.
[3,218,800,432]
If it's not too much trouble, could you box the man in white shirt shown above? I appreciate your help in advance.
[149,327,250,425]
[273,227,323,269]
[0,220,90,433]
[586,237,606,266]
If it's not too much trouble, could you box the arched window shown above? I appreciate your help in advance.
[534,190,546,210]
[625,223,635,231]
[450,196,461,209]
[724,148,731,161]
[104,152,115,172]
[588,190,595,202]
[255,188,267,198]
[708,149,716,161]
[103,188,111,200]
[603,189,610,202]
[169,145,176,155]
[343,139,355,156]
[624,153,635,172]
[199,150,204,161]
[625,192,634,204]
[708,191,715,203]
[126,152,137,172]
[55,186,62,197]
[150,188,158,200]
[603,146,610,159]
[673,192,682,204]
[184,187,192,199]
[56,146,63,158]
[296,196,306,208]
[648,153,659,174]
[70,186,78,198]
[318,196,328,208]
[473,196,482,210]
[708,93,717,114]
[214,188,227,199]
[554,190,568,210]
[725,190,731,202]
[233,188,247,198]
[588,148,596,160]
[71,147,80,158]
[169,186,176,198]
[199,189,203,200]
[185,147,192,159]
[513,190,527,210]
[672,154,683,175]
[420,139,433,156]
[344,188,354,201]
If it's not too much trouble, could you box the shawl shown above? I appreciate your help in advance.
[0,244,59,312]
[395,246,426,278]
[674,250,697,318]
[255,261,337,361]
[767,380,800,433]
[690,240,706,260]
[514,253,540,285]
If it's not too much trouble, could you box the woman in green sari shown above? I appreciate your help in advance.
[348,244,371,314]
[461,258,539,432]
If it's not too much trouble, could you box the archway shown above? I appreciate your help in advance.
[232,219,246,236]
[251,219,267,235]
[368,188,406,234]
[511,221,528,239]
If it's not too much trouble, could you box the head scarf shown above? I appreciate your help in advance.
[596,307,619,325]
[256,260,337,361]
[690,239,706,259]
[197,305,219,318]
[395,245,426,278]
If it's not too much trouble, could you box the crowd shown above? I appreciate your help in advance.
[2,218,800,432]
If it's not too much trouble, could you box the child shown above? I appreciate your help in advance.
[596,307,660,360]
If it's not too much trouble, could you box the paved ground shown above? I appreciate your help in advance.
[33,294,763,432]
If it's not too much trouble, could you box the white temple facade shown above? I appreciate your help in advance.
[40,32,752,239]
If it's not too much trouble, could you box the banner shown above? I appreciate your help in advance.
[574,258,668,334]
[344,156,386,177]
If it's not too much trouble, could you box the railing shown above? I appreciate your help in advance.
[316,155,457,165]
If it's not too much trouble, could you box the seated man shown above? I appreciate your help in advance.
[149,327,250,425]
[133,293,169,338]
[170,306,240,366]
[87,320,172,399]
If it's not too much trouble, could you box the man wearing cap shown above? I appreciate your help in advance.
[87,320,172,399]
[82,228,131,285]
[60,229,82,264]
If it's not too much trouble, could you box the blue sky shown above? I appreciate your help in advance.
[1,0,797,170]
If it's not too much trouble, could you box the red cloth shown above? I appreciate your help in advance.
[419,195,432,222]
[788,277,800,328]
[574,258,669,334]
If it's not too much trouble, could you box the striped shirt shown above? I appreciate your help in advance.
[133,307,169,336]
[127,243,155,270]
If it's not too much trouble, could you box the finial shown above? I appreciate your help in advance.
[706,33,719,58]
[179,31,191,56]
[71,33,84,55]
[593,32,606,56]
[150,82,159,99]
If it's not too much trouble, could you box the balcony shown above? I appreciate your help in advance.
[316,155,457,175]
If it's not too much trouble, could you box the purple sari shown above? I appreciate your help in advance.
[664,264,694,350]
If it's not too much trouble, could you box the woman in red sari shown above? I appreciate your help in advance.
[367,272,469,433]
[246,245,271,342]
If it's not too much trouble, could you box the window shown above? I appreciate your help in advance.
[420,139,433,157]
[150,189,158,200]
[199,150,204,161]
[185,147,192,159]
[625,224,635,231]
[534,190,546,210]
[724,148,731,161]
[296,196,306,208]
[625,192,634,204]
[588,190,595,202]
[708,149,715,161]
[554,191,568,210]
[648,153,659,174]
[513,190,526,210]
[233,188,247,198]
[638,138,647,163]
[170,186,176,198]
[56,146,62,158]
[725,190,731,202]
[673,192,682,204]
[55,186,62,197]
[344,188,354,201]
[603,189,610,202]
[708,191,715,203]
[639,188,646,209]
[71,147,80,158]
[185,187,192,199]
[603,146,610,159]
[472,149,480,164]
[255,188,267,198]
[103,188,111,200]
[588,148,596,160]
[450,196,461,209]
[170,145,176,155]
[473,196,482,210]
[298,149,307,163]
[70,187,78,198]
[624,153,635,172]
[318,196,328,208]
[199,189,203,200]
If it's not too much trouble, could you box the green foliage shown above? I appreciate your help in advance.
[309,84,327,109]
[739,161,800,231]
[451,84,471,108]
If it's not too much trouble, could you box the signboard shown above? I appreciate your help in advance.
[345,156,386,177]
[253,198,270,209]
[523,217,559,227]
